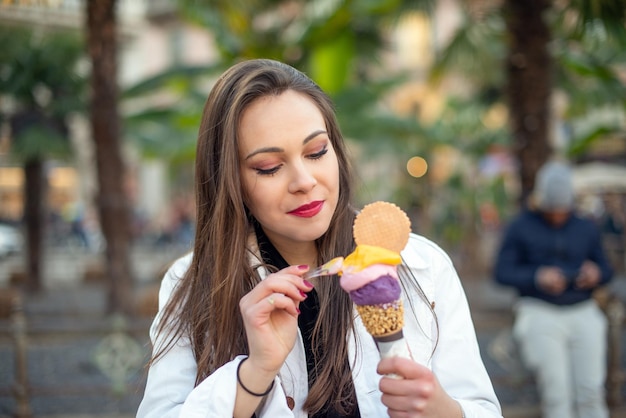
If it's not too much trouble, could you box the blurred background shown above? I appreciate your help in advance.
[0,0,624,417]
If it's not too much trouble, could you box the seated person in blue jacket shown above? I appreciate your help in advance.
[494,159,613,418]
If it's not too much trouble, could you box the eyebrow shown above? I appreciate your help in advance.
[244,129,327,160]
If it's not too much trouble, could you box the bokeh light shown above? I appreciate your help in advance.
[407,156,428,178]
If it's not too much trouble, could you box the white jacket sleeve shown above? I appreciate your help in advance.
[136,254,195,417]
[179,356,294,417]
[428,244,503,418]
[136,254,294,418]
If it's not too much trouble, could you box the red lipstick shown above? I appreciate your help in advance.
[288,201,324,218]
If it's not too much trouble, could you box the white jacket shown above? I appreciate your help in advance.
[137,233,502,417]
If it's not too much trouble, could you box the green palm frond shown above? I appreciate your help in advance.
[10,125,71,161]
[559,0,626,44]
[0,26,86,161]
[122,63,226,98]
[567,125,624,157]
[332,75,426,151]
[556,49,626,117]
[429,7,506,87]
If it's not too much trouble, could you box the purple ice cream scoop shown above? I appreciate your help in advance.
[349,274,401,305]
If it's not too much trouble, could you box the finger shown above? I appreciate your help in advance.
[377,357,433,383]
[554,277,567,289]
[263,292,301,317]
[380,375,434,398]
[385,405,410,418]
[257,280,308,305]
[240,289,300,322]
[249,270,311,303]
[265,265,314,293]
[241,291,300,323]
[378,357,413,377]
[548,283,565,295]
[284,263,310,276]
[381,393,428,414]
[576,277,595,289]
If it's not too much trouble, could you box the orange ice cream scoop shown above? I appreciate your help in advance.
[342,244,402,272]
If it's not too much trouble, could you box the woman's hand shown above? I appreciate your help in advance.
[239,264,313,374]
[378,357,463,418]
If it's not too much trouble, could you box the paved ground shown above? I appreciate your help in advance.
[1,248,626,417]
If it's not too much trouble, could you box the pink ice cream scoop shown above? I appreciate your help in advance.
[339,263,398,292]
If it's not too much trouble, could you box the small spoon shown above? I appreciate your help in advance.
[304,257,344,279]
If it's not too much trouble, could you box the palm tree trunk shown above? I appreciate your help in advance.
[23,158,45,293]
[504,0,553,204]
[86,0,134,315]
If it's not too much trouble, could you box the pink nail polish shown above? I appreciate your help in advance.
[303,280,314,289]
[296,307,301,314]
[297,264,309,270]
[299,290,307,298]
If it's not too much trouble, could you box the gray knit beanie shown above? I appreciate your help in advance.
[534,160,574,210]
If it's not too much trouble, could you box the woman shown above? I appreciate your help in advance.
[137,59,502,418]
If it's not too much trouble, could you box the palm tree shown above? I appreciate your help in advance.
[0,26,86,292]
[506,0,626,201]
[433,0,626,203]
[503,0,552,202]
[86,0,134,315]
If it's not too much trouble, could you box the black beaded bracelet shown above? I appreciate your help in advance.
[236,357,275,397]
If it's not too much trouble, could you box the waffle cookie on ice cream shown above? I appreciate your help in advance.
[340,201,411,341]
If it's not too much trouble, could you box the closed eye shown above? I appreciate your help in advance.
[308,146,328,160]
[255,164,282,176]
[253,145,327,175]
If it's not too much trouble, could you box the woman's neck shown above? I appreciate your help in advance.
[252,220,318,267]
[272,240,318,267]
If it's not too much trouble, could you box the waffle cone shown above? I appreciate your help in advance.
[353,201,411,253]
[356,300,404,337]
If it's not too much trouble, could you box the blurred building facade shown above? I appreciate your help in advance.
[0,0,214,241]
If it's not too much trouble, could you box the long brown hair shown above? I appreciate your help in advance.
[150,59,358,415]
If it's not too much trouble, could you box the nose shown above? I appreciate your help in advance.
[288,161,317,194]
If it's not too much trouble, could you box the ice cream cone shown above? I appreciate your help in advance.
[340,201,414,362]
[355,300,404,338]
